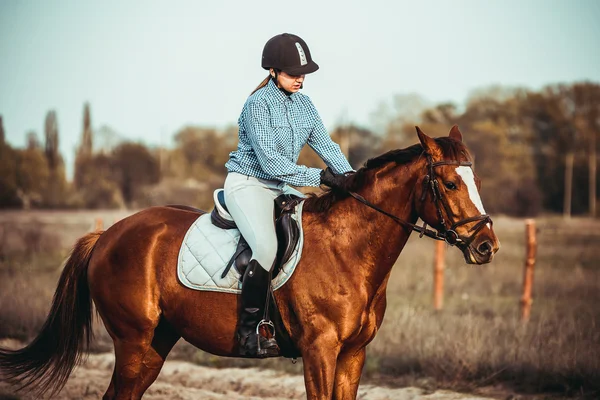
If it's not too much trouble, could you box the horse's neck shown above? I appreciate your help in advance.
[308,162,422,289]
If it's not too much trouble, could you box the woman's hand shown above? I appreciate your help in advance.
[320,167,353,189]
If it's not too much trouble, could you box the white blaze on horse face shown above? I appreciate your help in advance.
[455,166,486,215]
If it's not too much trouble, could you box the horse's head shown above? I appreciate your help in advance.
[414,125,500,264]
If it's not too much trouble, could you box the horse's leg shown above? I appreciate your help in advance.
[100,318,179,400]
[111,332,154,400]
[101,331,152,399]
[133,318,180,396]
[94,287,162,399]
[332,348,366,400]
[300,332,341,399]
[103,365,117,400]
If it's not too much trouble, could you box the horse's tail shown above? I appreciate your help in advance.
[0,230,102,397]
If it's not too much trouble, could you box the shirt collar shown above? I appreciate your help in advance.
[266,78,297,102]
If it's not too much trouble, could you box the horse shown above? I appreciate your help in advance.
[0,126,499,399]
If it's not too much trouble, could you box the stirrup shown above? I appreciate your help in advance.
[256,320,279,357]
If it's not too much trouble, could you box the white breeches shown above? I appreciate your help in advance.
[224,172,304,272]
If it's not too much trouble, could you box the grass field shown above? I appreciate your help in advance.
[0,210,598,398]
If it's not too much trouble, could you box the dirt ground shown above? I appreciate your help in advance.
[0,351,498,400]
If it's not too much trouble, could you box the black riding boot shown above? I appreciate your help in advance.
[238,259,279,357]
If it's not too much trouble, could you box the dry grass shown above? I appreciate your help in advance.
[0,211,598,398]
[365,216,600,397]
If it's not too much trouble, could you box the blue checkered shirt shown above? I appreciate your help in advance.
[225,79,352,187]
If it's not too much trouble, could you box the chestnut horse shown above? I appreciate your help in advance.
[0,126,499,399]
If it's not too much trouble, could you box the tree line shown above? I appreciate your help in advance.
[0,82,599,216]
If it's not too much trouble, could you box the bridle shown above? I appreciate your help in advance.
[347,154,492,247]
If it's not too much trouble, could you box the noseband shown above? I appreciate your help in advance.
[347,154,492,247]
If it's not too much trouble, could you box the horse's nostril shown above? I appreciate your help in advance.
[477,241,492,255]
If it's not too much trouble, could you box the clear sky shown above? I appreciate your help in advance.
[1,0,599,176]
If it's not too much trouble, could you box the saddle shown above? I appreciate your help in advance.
[210,189,303,280]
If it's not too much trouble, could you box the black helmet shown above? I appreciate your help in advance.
[261,33,319,75]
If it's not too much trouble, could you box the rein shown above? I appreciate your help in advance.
[346,155,492,247]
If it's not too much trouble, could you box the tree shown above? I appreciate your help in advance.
[26,131,41,150]
[422,103,458,125]
[44,110,60,170]
[74,153,124,209]
[529,85,585,216]
[420,87,542,216]
[370,93,431,152]
[75,103,95,189]
[370,93,430,134]
[79,102,93,157]
[111,142,160,206]
[16,147,49,209]
[330,125,381,168]
[0,142,20,208]
[0,115,5,145]
[549,85,579,218]
[572,82,600,217]
[172,126,235,177]
[42,110,68,208]
[95,125,124,154]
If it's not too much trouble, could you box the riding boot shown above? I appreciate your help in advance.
[237,259,280,357]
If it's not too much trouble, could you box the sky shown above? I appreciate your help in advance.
[1,0,599,177]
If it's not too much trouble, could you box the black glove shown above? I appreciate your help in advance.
[320,167,352,189]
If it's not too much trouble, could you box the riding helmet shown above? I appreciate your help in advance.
[261,33,319,75]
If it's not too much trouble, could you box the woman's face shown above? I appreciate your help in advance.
[272,69,305,93]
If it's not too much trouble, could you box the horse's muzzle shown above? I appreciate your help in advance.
[463,236,500,264]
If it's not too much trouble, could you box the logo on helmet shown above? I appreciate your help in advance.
[295,42,308,66]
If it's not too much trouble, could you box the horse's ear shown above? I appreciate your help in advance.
[449,125,463,142]
[416,126,441,158]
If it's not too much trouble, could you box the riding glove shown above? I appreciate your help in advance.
[320,167,353,189]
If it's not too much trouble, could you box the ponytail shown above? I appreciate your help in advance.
[250,74,272,95]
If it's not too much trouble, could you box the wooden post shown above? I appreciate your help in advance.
[521,219,537,322]
[433,240,445,310]
[95,218,103,231]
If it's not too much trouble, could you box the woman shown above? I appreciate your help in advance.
[224,33,353,357]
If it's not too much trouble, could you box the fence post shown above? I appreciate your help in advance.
[433,240,445,310]
[95,218,103,231]
[521,219,537,322]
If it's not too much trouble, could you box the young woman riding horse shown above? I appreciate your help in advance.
[224,33,354,357]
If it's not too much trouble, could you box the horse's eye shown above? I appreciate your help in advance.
[444,181,457,190]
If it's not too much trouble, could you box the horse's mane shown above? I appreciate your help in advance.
[304,137,470,213]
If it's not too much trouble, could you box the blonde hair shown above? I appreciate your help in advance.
[251,74,273,95]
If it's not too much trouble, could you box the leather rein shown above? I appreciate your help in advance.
[346,154,492,247]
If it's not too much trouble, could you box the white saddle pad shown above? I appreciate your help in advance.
[177,203,305,293]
